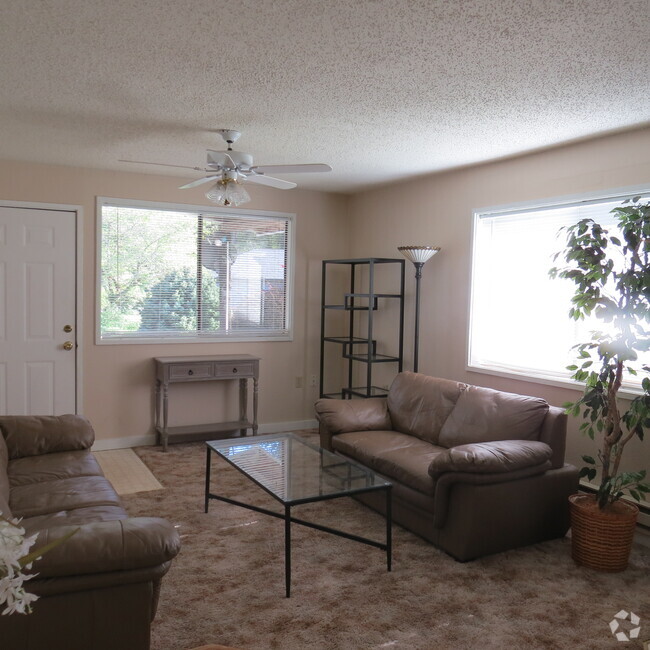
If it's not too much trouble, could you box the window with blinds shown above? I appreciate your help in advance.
[468,189,650,390]
[97,198,294,343]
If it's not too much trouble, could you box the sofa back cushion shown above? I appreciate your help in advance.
[0,415,95,460]
[315,398,392,434]
[438,385,549,448]
[387,372,466,444]
[0,432,11,517]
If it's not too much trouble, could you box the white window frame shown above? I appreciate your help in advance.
[467,184,650,397]
[96,197,295,345]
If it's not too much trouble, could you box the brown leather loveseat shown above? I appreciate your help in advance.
[0,415,180,650]
[315,372,579,561]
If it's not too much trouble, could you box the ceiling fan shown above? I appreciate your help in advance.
[120,129,332,206]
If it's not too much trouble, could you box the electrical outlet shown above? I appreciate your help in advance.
[310,374,318,388]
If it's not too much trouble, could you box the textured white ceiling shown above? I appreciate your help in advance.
[1,0,648,193]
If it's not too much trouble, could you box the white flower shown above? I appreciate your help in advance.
[0,512,40,615]
[0,566,39,615]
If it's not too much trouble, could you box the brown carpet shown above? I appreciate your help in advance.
[124,433,650,650]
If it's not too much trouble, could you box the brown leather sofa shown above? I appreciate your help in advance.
[315,372,579,561]
[0,415,180,650]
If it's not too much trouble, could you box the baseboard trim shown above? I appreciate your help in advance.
[92,434,156,451]
[91,419,319,451]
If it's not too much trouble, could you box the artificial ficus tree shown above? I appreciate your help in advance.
[549,197,650,509]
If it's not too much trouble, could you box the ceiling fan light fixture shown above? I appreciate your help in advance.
[205,178,251,207]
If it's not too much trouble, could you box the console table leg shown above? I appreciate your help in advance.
[162,383,169,452]
[253,377,259,436]
[285,504,291,598]
[239,378,247,436]
[154,379,161,430]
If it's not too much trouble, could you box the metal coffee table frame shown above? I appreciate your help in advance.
[204,433,392,597]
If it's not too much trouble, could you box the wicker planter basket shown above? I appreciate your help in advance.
[569,493,638,572]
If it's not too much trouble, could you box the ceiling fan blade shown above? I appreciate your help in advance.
[246,174,297,189]
[119,159,204,171]
[178,176,219,190]
[252,163,332,175]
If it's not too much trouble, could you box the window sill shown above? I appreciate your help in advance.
[97,334,293,345]
[466,363,644,400]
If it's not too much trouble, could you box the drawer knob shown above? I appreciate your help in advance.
[232,368,238,373]
[188,369,194,375]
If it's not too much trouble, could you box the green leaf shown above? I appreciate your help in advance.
[582,455,596,464]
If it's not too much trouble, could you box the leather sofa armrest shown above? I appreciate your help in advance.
[0,415,95,459]
[315,398,391,451]
[28,561,173,601]
[428,440,552,478]
[28,517,181,578]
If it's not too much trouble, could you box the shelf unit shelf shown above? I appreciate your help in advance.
[320,258,404,399]
[342,353,400,363]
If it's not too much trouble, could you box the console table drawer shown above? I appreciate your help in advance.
[214,362,254,377]
[169,363,213,380]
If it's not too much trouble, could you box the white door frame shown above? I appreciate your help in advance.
[0,199,84,414]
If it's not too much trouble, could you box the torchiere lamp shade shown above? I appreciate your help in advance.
[397,245,440,265]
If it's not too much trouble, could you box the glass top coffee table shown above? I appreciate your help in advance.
[204,432,392,597]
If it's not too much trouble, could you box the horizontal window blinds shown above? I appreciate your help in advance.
[99,202,291,341]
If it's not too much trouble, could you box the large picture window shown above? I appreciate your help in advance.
[468,188,650,391]
[97,198,294,343]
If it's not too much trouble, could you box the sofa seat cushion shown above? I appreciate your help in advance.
[387,372,466,444]
[8,449,103,487]
[438,385,549,447]
[21,505,128,536]
[333,430,445,495]
[428,440,553,478]
[9,475,122,518]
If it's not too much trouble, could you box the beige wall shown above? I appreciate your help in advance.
[1,126,649,476]
[348,127,650,476]
[0,160,349,444]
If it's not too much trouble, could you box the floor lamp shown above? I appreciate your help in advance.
[397,245,441,373]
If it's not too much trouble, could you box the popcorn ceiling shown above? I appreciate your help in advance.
[0,0,648,192]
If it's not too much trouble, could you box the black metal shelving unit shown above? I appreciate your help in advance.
[320,258,405,399]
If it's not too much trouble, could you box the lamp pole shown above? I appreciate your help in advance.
[413,261,424,373]
[398,246,441,374]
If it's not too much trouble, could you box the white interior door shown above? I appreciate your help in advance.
[0,205,78,415]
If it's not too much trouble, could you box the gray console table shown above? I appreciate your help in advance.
[154,354,260,451]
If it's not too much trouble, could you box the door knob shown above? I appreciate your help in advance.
[63,324,73,333]
[63,341,74,351]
